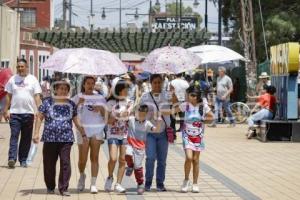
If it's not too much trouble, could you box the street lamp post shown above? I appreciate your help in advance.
[218,0,222,45]
[101,2,136,58]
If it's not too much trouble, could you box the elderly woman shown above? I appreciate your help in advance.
[33,80,87,196]
[140,74,172,192]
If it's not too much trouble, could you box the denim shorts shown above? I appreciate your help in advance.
[107,138,127,146]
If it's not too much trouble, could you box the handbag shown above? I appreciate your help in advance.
[149,92,175,143]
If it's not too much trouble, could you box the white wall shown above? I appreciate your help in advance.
[0,5,20,72]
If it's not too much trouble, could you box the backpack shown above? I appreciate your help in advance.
[186,103,204,122]
[200,80,210,92]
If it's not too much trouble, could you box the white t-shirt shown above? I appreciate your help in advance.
[5,74,42,114]
[107,98,133,140]
[179,100,211,120]
[72,93,106,136]
[170,78,189,102]
[140,91,171,133]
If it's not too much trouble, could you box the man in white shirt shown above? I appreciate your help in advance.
[170,73,189,132]
[3,58,42,168]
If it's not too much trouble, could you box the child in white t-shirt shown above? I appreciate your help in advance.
[104,78,134,193]
[72,76,106,194]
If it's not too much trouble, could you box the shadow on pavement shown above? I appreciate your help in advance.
[19,188,108,195]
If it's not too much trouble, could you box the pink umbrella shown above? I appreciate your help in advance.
[41,48,127,75]
[0,68,13,99]
[140,46,202,74]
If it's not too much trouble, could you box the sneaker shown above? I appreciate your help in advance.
[77,173,86,191]
[137,184,145,195]
[125,167,134,176]
[145,181,151,191]
[181,180,191,193]
[61,191,71,196]
[192,184,199,193]
[47,189,55,194]
[8,160,15,168]
[208,123,216,128]
[156,183,167,192]
[20,161,27,168]
[247,130,255,139]
[90,185,98,194]
[104,177,113,192]
[114,183,126,193]
[227,123,236,128]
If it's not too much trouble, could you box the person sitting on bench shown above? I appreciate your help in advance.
[247,85,277,139]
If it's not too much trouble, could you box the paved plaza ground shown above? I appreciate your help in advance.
[0,123,300,200]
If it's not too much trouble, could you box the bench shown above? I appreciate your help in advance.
[254,120,300,142]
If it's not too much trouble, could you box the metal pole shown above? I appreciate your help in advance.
[205,0,208,31]
[69,0,72,28]
[90,0,93,31]
[63,0,67,30]
[204,0,208,44]
[218,0,222,45]
[119,0,121,58]
[175,0,178,28]
[149,0,152,30]
[179,0,182,31]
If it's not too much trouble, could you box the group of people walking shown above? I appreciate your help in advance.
[2,58,277,196]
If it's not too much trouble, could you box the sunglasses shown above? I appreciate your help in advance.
[138,108,148,113]
[189,93,198,97]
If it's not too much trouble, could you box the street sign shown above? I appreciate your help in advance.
[152,17,198,32]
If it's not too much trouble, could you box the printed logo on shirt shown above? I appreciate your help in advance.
[87,105,94,111]
[15,80,27,87]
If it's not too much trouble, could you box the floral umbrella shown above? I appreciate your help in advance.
[41,48,127,75]
[140,46,202,74]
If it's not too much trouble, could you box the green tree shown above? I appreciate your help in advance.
[165,2,202,26]
[221,0,300,63]
[151,2,203,29]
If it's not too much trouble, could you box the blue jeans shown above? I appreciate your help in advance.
[248,109,273,127]
[8,114,34,163]
[107,138,127,146]
[145,131,169,187]
[214,97,235,124]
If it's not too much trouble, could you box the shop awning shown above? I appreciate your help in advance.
[33,30,209,53]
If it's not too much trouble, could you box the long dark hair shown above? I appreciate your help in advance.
[81,76,96,93]
[186,85,202,103]
[107,79,129,101]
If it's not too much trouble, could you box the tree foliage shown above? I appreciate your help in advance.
[152,2,203,28]
[222,0,300,63]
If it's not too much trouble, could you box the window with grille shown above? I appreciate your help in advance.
[20,8,36,27]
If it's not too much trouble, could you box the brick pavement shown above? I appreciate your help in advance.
[0,123,300,200]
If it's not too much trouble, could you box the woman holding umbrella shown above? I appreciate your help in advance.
[140,74,172,191]
[139,46,202,191]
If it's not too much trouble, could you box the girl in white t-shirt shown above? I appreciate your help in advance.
[104,78,133,193]
[72,76,107,194]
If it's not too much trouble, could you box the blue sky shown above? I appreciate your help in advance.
[54,0,220,32]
